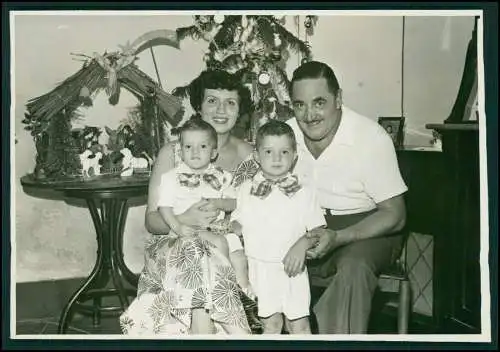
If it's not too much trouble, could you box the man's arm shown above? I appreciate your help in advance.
[336,194,406,246]
[307,194,406,259]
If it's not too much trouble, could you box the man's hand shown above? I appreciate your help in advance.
[283,236,309,277]
[306,228,342,260]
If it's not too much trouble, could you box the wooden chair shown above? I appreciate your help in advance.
[309,232,412,334]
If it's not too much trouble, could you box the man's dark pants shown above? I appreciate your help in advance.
[307,210,404,334]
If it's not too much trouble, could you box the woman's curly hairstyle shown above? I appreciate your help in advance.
[187,69,254,117]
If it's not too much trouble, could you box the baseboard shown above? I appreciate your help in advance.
[17,277,439,334]
[16,277,87,321]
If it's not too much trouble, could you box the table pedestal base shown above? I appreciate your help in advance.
[58,198,139,334]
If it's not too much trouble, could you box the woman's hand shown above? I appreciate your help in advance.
[177,199,220,229]
[282,236,310,278]
[229,220,243,237]
[175,224,197,238]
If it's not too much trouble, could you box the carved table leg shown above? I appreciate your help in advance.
[58,198,138,334]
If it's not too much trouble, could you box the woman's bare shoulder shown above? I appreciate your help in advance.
[151,140,179,175]
[158,141,178,155]
[231,136,254,160]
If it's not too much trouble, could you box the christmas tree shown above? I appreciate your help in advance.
[172,15,318,142]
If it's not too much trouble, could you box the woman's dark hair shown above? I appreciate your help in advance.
[188,69,253,117]
[171,114,218,148]
[290,61,340,96]
[255,119,297,152]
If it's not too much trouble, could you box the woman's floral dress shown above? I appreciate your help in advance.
[119,143,260,336]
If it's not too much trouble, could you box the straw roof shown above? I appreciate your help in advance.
[23,52,184,136]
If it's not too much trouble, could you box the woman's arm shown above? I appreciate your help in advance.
[145,143,176,234]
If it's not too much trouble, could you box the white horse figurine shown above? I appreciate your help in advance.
[120,148,152,177]
[79,150,103,177]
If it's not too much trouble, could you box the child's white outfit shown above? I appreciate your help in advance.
[158,161,233,218]
[231,171,326,320]
[157,162,242,250]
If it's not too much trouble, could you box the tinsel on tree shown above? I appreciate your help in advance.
[172,14,319,142]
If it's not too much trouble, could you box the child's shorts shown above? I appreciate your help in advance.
[247,257,310,320]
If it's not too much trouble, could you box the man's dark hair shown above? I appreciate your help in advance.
[173,114,218,147]
[255,119,297,151]
[290,61,340,96]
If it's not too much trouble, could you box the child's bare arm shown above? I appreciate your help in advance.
[229,220,243,236]
[158,206,196,237]
[205,197,237,213]
[305,225,325,248]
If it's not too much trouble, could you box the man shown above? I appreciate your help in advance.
[287,61,408,334]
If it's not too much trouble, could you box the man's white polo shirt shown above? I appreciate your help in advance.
[287,106,408,215]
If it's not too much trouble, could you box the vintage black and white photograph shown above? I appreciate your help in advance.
[7,6,495,346]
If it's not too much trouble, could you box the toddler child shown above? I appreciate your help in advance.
[157,117,255,300]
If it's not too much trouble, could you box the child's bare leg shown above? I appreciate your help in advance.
[286,316,311,334]
[198,231,230,258]
[190,308,215,334]
[229,249,251,290]
[261,313,284,334]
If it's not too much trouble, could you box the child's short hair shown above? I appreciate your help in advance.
[172,114,218,147]
[255,119,297,151]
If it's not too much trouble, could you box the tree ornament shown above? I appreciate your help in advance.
[258,71,271,85]
[213,14,225,24]
[273,33,282,48]
[233,25,242,43]
[270,50,282,61]
[241,15,248,28]
[191,31,201,41]
[198,15,210,24]
[304,16,313,29]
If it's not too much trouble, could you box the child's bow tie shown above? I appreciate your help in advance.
[178,169,224,191]
[250,173,302,199]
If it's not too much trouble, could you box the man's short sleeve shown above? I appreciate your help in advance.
[362,133,408,203]
[157,171,178,207]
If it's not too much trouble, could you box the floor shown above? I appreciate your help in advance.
[15,314,403,335]
[15,285,432,335]
[16,313,123,335]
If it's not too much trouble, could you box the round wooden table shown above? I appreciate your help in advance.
[20,174,149,334]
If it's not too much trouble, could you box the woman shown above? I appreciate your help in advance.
[120,70,260,336]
